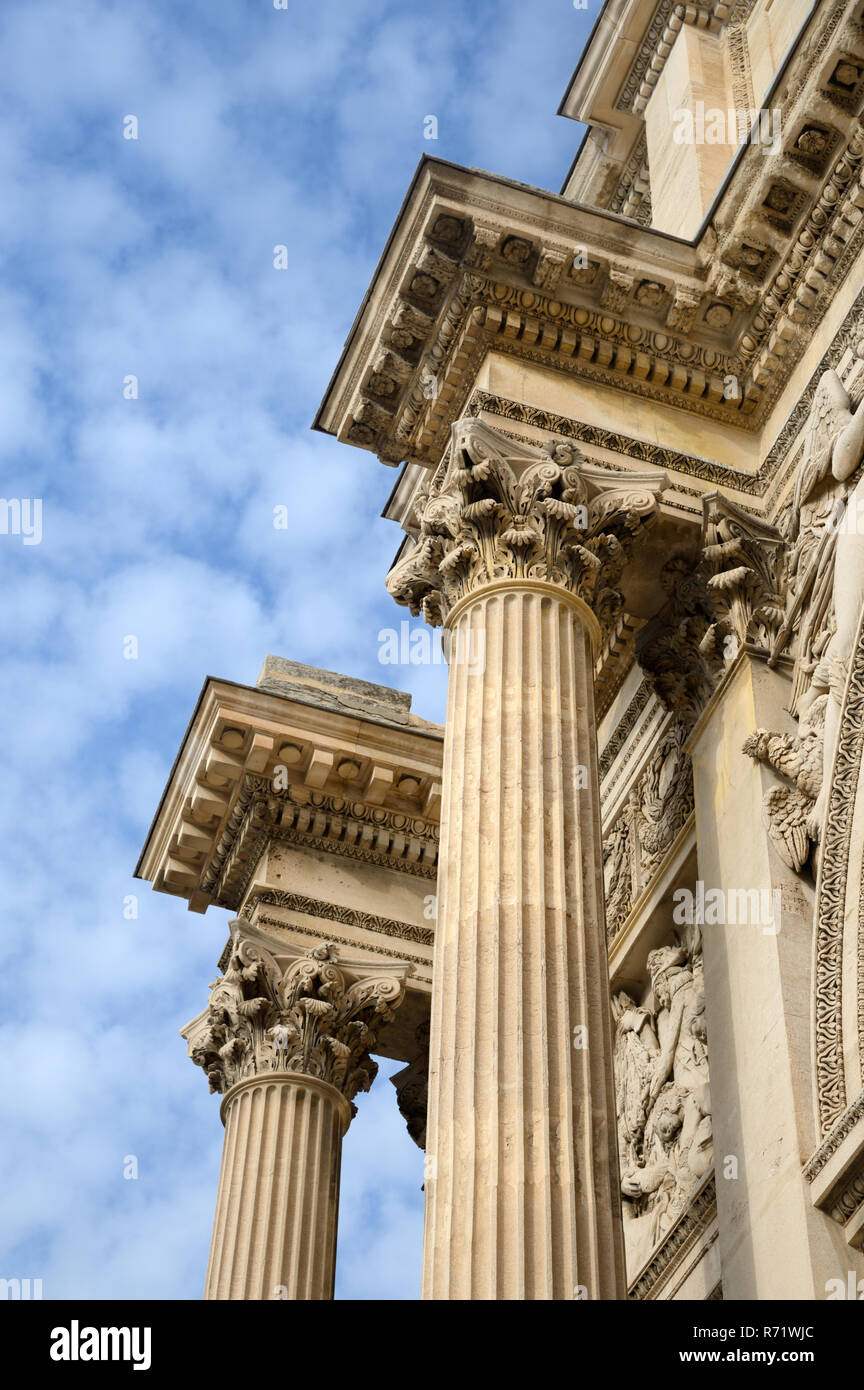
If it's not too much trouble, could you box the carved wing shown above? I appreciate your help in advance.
[762,785,812,873]
[794,369,851,511]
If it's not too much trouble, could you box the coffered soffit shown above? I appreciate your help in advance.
[135,676,443,915]
[316,3,864,481]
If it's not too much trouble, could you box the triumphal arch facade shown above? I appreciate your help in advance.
[138,0,864,1299]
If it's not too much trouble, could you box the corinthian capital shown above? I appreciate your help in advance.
[184,929,411,1103]
[700,493,786,654]
[386,418,667,632]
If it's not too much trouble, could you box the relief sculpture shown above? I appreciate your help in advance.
[613,934,712,1275]
[746,364,864,870]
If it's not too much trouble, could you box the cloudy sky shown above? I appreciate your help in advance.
[0,0,590,1300]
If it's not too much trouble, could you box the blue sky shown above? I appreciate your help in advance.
[0,0,591,1300]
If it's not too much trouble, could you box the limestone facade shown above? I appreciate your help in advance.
[139,0,864,1299]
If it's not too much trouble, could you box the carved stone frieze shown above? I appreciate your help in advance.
[627,1177,718,1300]
[744,366,864,875]
[599,679,654,782]
[613,933,713,1278]
[603,718,694,942]
[468,390,730,500]
[240,888,434,948]
[604,816,634,943]
[186,933,410,1104]
[636,720,695,876]
[386,415,666,633]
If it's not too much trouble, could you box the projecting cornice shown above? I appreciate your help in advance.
[558,0,755,210]
[135,662,443,914]
[315,2,864,482]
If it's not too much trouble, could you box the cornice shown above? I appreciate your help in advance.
[211,775,440,911]
[616,2,739,118]
[316,5,864,492]
[136,675,443,913]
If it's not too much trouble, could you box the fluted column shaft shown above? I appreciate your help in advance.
[205,1072,351,1301]
[422,580,626,1300]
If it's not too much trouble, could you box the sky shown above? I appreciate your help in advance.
[0,0,592,1301]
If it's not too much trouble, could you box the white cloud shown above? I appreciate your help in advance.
[0,0,589,1302]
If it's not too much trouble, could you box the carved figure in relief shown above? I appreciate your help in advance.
[612,990,659,1170]
[613,935,712,1269]
[747,364,864,868]
[604,819,632,939]
[646,945,708,1100]
[742,694,826,872]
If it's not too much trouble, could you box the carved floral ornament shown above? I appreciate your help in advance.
[186,929,410,1105]
[386,417,668,634]
[635,492,787,728]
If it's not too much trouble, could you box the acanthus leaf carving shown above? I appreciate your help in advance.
[387,416,667,634]
[186,930,410,1104]
[700,492,787,653]
[636,555,728,726]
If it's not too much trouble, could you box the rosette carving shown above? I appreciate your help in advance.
[187,933,409,1103]
[387,417,667,631]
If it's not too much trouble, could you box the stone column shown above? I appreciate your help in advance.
[205,1071,350,1300]
[387,418,666,1300]
[184,927,410,1300]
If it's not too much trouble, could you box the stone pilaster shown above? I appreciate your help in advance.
[688,653,855,1298]
[387,417,666,1299]
[184,927,410,1300]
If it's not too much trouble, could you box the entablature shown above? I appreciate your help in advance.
[135,659,443,915]
[316,3,864,493]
